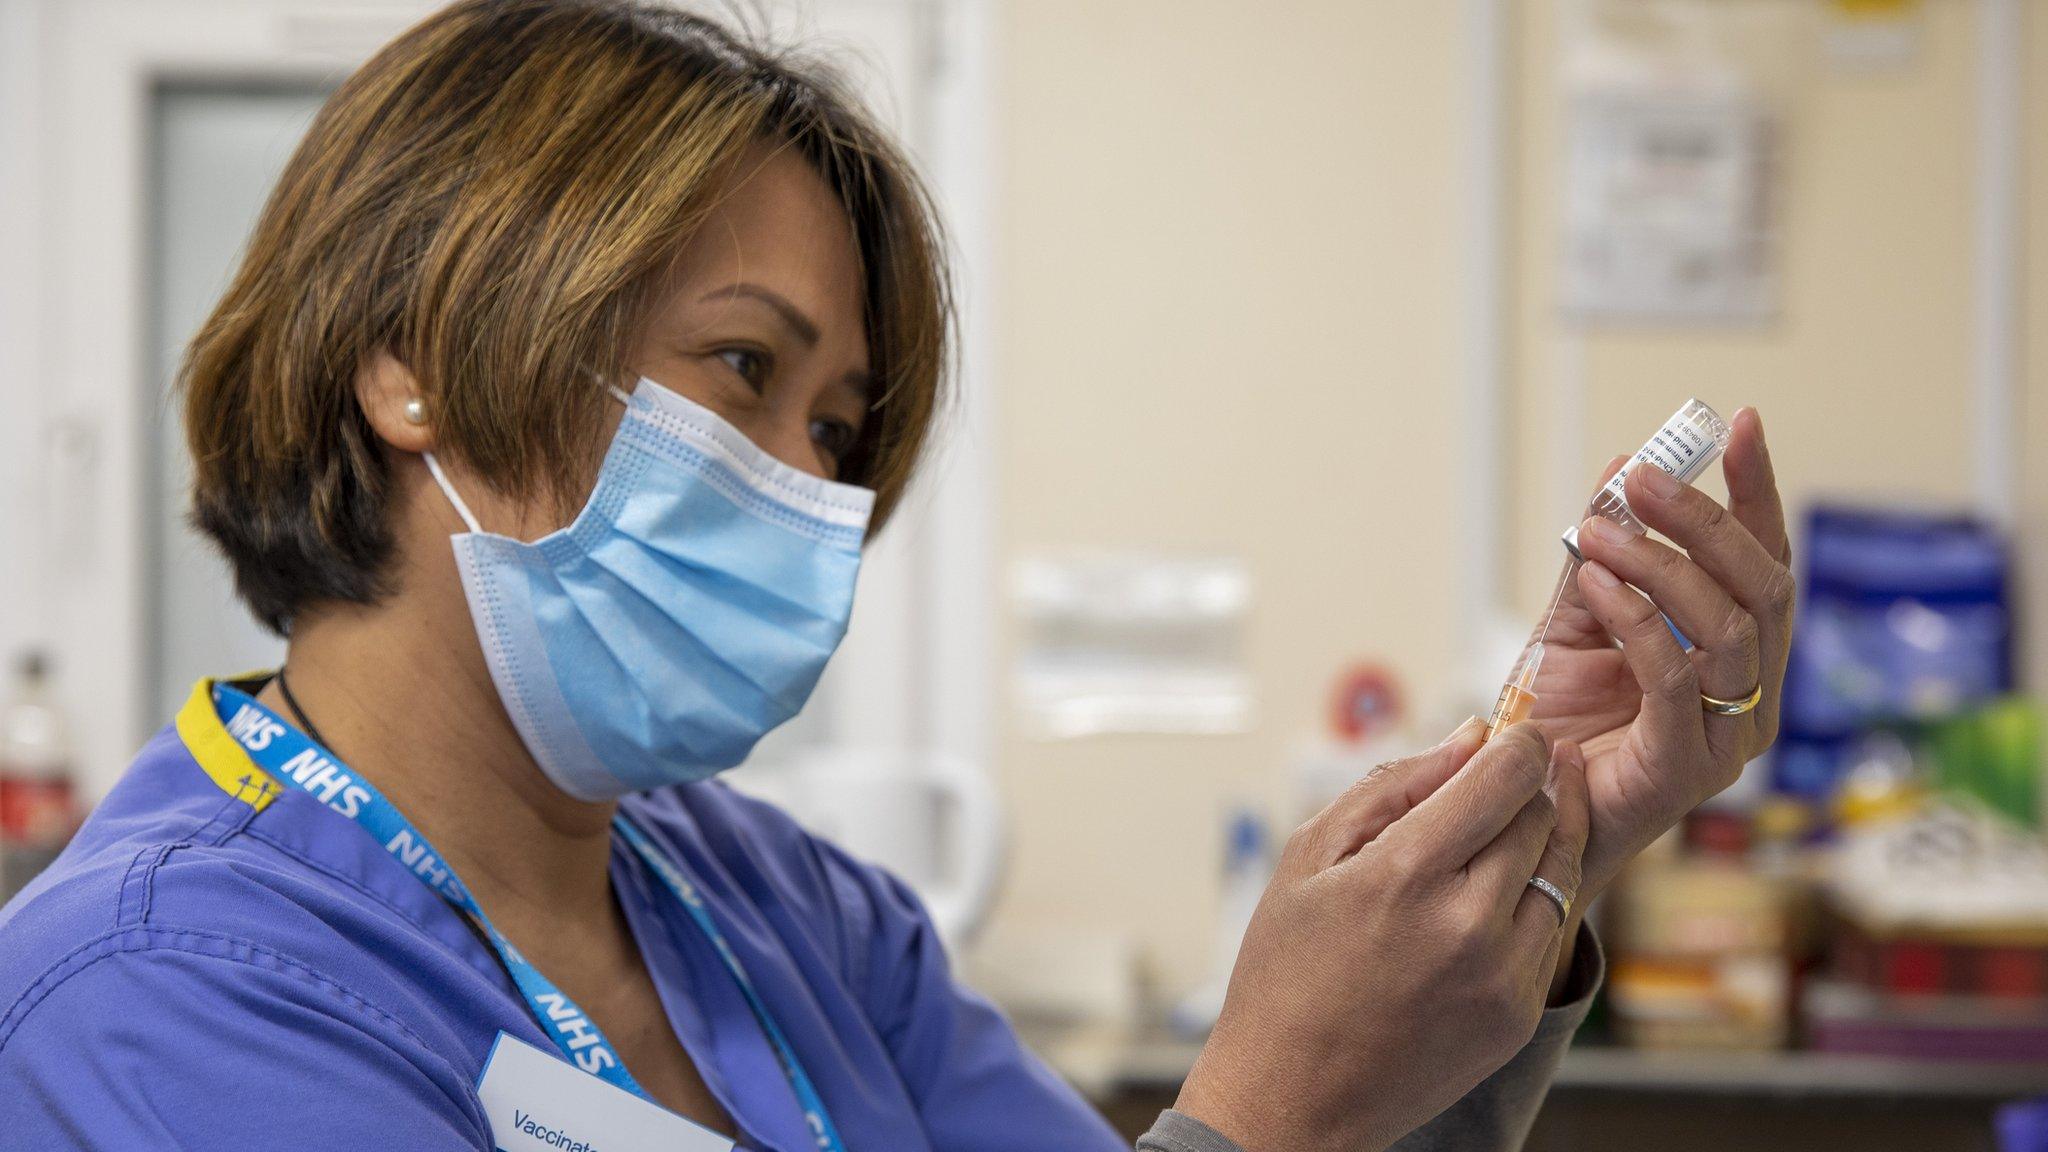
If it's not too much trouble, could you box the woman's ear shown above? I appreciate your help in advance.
[356,352,436,454]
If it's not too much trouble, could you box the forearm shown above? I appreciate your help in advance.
[1388,923,1602,1152]
[1142,925,1603,1152]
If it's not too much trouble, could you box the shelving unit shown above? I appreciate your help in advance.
[1027,1024,2048,1104]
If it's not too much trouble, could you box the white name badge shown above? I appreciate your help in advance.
[476,1032,735,1152]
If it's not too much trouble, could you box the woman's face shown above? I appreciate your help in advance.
[360,144,872,550]
[631,146,873,482]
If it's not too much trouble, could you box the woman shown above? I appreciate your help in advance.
[0,3,1794,1150]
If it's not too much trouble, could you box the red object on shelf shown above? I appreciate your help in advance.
[1886,941,1947,996]
[1980,948,2048,1000]
[1685,809,1752,858]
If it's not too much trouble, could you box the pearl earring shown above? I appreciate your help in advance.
[402,398,427,426]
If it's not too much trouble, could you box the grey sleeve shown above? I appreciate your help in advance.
[1386,924,1604,1152]
[1136,925,1604,1152]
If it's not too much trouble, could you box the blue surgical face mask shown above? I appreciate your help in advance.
[424,377,872,800]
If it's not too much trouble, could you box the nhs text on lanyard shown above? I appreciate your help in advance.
[211,683,846,1152]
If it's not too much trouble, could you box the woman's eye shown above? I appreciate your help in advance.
[714,347,770,389]
[809,417,858,463]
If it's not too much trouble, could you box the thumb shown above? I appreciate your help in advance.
[1290,716,1485,873]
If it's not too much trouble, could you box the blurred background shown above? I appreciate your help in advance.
[1,0,2044,1148]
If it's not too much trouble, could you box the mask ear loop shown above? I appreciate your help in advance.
[422,387,632,536]
[421,452,484,534]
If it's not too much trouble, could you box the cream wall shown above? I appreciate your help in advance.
[1510,0,1986,612]
[990,0,2038,993]
[2026,3,2047,709]
[992,0,1472,988]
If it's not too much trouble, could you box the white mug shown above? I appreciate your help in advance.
[733,749,1005,947]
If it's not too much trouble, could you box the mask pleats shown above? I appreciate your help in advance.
[446,380,869,798]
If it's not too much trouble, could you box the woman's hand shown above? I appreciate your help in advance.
[1176,720,1589,1152]
[1531,406,1794,902]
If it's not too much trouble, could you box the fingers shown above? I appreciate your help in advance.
[1381,722,1551,868]
[1514,741,1589,947]
[1621,456,1795,664]
[1464,790,1555,919]
[1570,516,1760,707]
[1286,717,1485,874]
[1574,559,1705,747]
[1723,408,1790,565]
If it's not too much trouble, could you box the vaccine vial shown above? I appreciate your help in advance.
[1562,399,1733,559]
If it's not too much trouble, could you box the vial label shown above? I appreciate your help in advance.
[1597,412,1718,507]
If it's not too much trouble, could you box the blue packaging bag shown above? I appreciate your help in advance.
[1774,506,2011,797]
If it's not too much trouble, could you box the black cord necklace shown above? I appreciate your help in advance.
[274,667,338,752]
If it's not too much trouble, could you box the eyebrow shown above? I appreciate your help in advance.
[698,281,879,402]
[699,282,819,347]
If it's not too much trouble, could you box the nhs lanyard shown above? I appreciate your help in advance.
[210,683,847,1152]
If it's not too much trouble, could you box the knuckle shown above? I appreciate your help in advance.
[1385,847,1429,891]
[1763,563,1798,614]
[1658,656,1701,698]
[1544,846,1584,894]
[1500,723,1551,779]
[1724,609,1762,662]
[1455,903,1498,955]
[1648,543,1689,580]
[1697,496,1732,537]
[1618,586,1661,627]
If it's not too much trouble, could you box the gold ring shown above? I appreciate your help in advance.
[1700,684,1764,716]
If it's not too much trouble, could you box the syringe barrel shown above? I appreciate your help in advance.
[1563,399,1733,558]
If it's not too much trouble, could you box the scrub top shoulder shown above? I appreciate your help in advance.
[0,680,1123,1152]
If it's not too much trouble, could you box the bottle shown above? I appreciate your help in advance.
[1170,807,1273,1037]
[0,651,81,903]
[1562,399,1734,559]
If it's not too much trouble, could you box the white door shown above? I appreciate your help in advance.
[0,0,994,799]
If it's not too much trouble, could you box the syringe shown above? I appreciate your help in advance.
[1483,399,1734,744]
[1484,640,1545,743]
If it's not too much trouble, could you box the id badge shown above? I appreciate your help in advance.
[476,1032,735,1152]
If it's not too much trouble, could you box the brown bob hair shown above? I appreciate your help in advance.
[182,0,951,635]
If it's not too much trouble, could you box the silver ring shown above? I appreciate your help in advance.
[1526,876,1573,925]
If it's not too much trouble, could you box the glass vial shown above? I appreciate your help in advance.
[1563,399,1733,559]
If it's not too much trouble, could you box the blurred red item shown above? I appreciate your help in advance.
[1685,809,1752,859]
[0,776,73,843]
[1885,941,1948,996]
[1979,948,2047,999]
[1328,665,1403,744]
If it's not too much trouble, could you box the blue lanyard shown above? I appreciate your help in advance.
[612,817,845,1152]
[209,683,846,1152]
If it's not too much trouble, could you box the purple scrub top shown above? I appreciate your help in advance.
[0,680,1124,1151]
